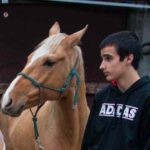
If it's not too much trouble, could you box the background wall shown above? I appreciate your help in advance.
[2,2,149,107]
[0,3,127,83]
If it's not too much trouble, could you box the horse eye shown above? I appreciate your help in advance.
[43,60,54,67]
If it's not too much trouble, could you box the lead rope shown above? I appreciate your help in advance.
[71,68,80,110]
[29,87,45,150]
[60,67,80,110]
[72,57,81,109]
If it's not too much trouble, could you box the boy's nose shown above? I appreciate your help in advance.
[99,61,105,70]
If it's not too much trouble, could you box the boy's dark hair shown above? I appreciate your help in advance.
[99,31,142,70]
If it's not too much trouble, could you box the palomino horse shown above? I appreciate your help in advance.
[0,22,89,150]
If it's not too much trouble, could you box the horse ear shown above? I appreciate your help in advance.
[65,25,88,47]
[49,21,60,36]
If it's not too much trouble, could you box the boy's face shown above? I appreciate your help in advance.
[99,45,129,81]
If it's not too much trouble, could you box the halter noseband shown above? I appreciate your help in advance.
[17,66,80,108]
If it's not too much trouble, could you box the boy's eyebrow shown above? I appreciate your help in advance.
[101,53,113,57]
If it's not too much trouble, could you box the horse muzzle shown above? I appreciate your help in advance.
[1,98,25,117]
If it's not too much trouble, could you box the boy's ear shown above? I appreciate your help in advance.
[126,54,134,64]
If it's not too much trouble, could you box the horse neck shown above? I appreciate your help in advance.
[47,62,89,143]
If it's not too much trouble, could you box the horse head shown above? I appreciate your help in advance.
[1,22,88,117]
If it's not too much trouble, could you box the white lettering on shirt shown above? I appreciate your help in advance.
[99,103,138,121]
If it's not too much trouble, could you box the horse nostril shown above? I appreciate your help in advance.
[5,99,13,109]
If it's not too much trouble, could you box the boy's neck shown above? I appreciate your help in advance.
[117,67,140,92]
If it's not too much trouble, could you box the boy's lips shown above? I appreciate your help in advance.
[104,72,109,76]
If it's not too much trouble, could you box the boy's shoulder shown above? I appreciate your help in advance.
[95,84,112,99]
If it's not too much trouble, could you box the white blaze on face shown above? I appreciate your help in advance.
[1,33,66,109]
[1,76,21,109]
[28,34,66,66]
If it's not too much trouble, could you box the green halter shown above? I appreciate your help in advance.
[17,66,80,149]
[17,67,80,108]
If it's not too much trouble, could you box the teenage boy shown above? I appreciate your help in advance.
[82,31,150,150]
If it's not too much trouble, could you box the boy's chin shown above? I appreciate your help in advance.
[106,76,111,81]
[106,76,114,81]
